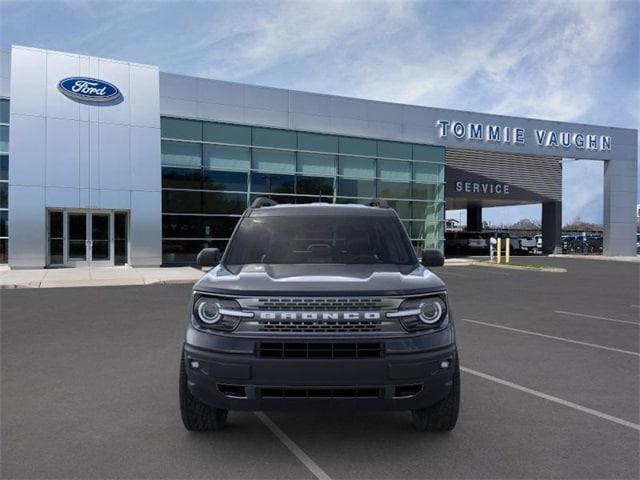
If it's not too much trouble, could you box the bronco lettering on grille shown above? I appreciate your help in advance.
[257,312,381,321]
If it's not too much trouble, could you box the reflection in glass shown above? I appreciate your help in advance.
[91,214,110,261]
[114,213,128,265]
[68,214,86,260]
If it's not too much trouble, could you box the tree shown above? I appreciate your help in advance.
[509,218,540,230]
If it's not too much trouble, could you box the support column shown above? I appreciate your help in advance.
[603,154,637,256]
[542,201,562,254]
[467,205,482,232]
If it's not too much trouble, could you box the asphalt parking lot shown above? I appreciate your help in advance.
[1,257,639,479]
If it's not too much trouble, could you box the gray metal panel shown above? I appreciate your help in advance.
[9,45,161,267]
[445,148,562,203]
[8,185,46,267]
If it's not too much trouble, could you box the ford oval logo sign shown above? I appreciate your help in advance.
[58,77,121,102]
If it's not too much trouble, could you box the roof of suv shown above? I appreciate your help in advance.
[248,203,396,217]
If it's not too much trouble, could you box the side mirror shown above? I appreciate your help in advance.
[421,248,445,267]
[197,248,221,267]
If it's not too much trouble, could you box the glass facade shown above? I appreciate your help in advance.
[0,99,8,263]
[160,117,445,265]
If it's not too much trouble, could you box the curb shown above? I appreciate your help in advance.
[0,278,199,289]
[470,261,567,273]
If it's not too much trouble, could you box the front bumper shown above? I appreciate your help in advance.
[183,326,457,411]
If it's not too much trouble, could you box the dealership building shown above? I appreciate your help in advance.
[0,45,637,268]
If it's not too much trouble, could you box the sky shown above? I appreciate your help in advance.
[1,0,638,226]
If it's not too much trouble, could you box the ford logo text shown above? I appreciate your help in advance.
[57,77,121,102]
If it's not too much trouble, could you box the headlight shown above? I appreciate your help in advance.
[386,294,448,331]
[195,298,221,324]
[192,294,253,331]
[418,297,445,324]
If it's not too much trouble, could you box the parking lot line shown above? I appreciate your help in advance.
[460,318,640,357]
[255,412,331,480]
[554,310,639,325]
[460,366,640,431]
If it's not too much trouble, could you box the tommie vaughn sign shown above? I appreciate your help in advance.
[58,77,121,102]
[436,120,612,152]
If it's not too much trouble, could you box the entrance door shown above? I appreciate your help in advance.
[90,213,112,266]
[49,210,129,267]
[66,213,89,266]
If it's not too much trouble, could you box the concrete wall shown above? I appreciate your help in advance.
[8,46,161,267]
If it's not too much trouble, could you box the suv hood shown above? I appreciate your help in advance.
[194,264,446,296]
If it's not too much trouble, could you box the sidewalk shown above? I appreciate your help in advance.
[0,266,205,289]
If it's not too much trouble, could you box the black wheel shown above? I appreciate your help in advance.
[179,353,228,431]
[411,358,460,432]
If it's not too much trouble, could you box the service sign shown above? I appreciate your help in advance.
[58,77,121,102]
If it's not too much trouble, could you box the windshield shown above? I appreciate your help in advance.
[223,214,417,272]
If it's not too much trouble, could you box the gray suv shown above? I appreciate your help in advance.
[179,198,460,432]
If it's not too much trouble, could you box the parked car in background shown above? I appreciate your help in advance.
[445,231,487,255]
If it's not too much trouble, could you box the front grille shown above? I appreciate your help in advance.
[258,342,384,359]
[260,319,381,333]
[260,387,381,398]
[241,297,388,311]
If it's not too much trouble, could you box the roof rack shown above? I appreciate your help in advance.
[365,198,390,208]
[250,197,278,208]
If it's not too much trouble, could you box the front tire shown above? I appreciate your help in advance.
[179,353,228,431]
[411,358,460,432]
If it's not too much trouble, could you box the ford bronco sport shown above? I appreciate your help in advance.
[179,198,460,432]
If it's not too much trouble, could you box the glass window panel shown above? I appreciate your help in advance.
[162,190,202,213]
[413,144,445,163]
[378,160,411,181]
[114,212,128,266]
[162,167,202,189]
[203,144,250,171]
[297,132,338,153]
[412,201,431,220]
[415,183,444,202]
[48,211,63,238]
[385,200,411,219]
[252,149,295,174]
[161,140,201,167]
[378,140,411,160]
[338,156,375,179]
[251,173,295,194]
[377,180,411,199]
[161,117,202,141]
[203,122,251,145]
[252,127,296,149]
[0,155,7,181]
[0,182,6,208]
[294,196,331,204]
[297,153,336,176]
[0,210,7,237]
[163,215,239,238]
[0,99,9,124]
[412,183,438,200]
[337,178,375,198]
[202,170,247,191]
[163,215,203,238]
[296,176,334,196]
[202,192,247,214]
[162,239,228,265]
[339,137,377,157]
[48,239,62,265]
[413,163,443,183]
[0,126,8,153]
